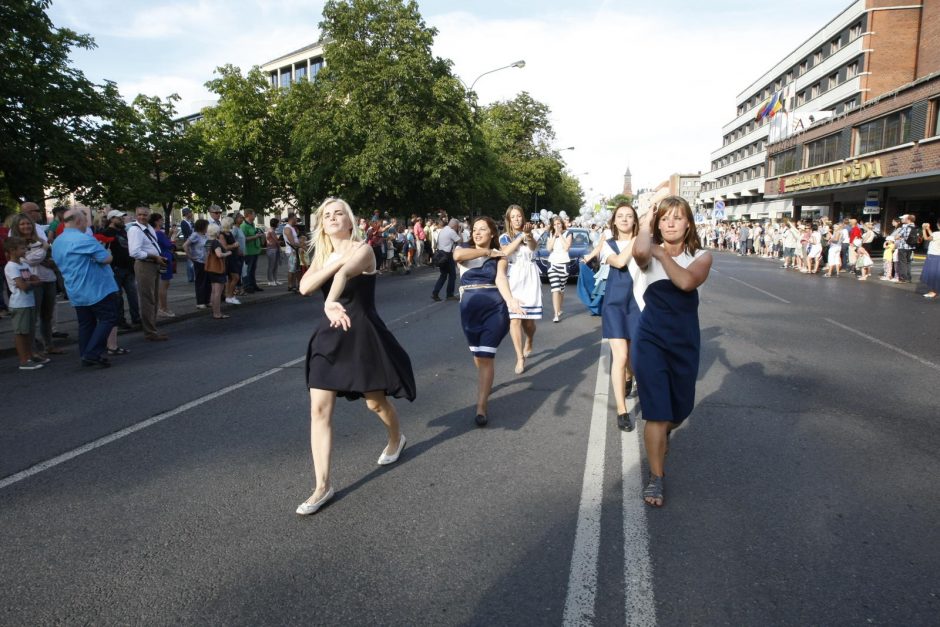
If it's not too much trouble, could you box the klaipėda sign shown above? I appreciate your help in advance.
[781,158,883,192]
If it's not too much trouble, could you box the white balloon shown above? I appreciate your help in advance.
[559,211,568,219]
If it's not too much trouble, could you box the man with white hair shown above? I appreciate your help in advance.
[51,208,119,367]
[127,206,168,341]
[432,218,461,301]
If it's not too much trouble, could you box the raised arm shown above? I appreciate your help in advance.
[453,245,504,263]
[299,242,366,295]
[653,247,712,292]
[606,240,635,269]
[632,209,656,270]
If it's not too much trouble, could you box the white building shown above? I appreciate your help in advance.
[260,41,326,89]
[700,0,873,220]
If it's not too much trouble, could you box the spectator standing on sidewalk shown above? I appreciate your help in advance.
[895,214,918,283]
[240,209,264,293]
[10,212,62,356]
[265,217,281,286]
[100,210,140,329]
[177,207,195,283]
[283,214,301,292]
[919,219,940,299]
[184,219,210,309]
[127,206,168,342]
[204,224,231,319]
[51,209,120,368]
[149,212,176,318]
[413,218,426,265]
[4,236,48,370]
[432,218,461,301]
[738,222,750,256]
[881,236,896,280]
[220,216,242,304]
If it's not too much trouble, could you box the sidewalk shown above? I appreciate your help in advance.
[0,258,297,360]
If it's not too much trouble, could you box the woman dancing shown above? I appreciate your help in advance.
[546,216,572,322]
[453,217,523,426]
[296,198,416,515]
[631,196,712,507]
[599,203,640,431]
[499,205,542,375]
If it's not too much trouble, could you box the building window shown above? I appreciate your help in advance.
[830,36,842,55]
[850,22,862,40]
[774,80,782,91]
[279,68,291,88]
[844,97,858,112]
[813,50,823,65]
[811,84,820,99]
[846,61,859,79]
[770,149,798,176]
[828,73,839,90]
[785,71,793,84]
[799,60,808,76]
[806,134,841,167]
[310,58,324,79]
[855,109,911,154]
[295,65,307,81]
[931,100,940,137]
[797,91,806,106]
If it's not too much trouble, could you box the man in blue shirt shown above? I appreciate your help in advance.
[51,208,120,367]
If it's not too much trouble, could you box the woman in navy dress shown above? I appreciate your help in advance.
[453,217,524,427]
[631,195,712,507]
[295,198,416,515]
[598,202,639,432]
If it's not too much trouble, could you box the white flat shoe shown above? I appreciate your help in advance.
[377,435,407,465]
[295,486,334,515]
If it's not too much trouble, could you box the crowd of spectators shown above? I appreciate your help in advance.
[696,213,938,291]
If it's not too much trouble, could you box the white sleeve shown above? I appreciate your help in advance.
[599,242,616,264]
[127,225,147,260]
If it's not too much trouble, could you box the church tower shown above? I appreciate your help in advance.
[622,166,633,196]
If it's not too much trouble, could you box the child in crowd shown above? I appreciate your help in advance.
[385,232,397,271]
[4,237,49,370]
[881,236,895,280]
[855,242,873,280]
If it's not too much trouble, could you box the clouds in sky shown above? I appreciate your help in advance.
[48,0,850,201]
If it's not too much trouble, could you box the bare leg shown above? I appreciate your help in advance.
[509,319,525,372]
[14,334,33,364]
[552,291,564,318]
[106,327,119,351]
[609,339,629,414]
[211,283,224,317]
[305,388,337,502]
[644,421,676,506]
[474,356,495,416]
[364,391,401,452]
[522,319,535,356]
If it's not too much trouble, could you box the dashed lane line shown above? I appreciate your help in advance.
[712,269,792,304]
[824,317,940,373]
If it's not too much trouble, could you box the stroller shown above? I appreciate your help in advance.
[387,238,410,275]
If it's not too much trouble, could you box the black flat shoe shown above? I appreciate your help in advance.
[475,414,488,427]
[616,412,635,432]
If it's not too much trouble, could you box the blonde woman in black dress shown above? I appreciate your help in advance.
[296,198,416,515]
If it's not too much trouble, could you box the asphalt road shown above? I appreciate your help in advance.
[1,254,937,625]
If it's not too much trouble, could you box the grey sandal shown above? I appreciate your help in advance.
[643,474,664,507]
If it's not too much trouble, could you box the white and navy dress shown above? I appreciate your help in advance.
[458,245,510,359]
[600,239,637,340]
[630,249,707,424]
[547,234,571,292]
[499,233,542,320]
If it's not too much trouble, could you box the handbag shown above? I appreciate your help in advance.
[205,248,224,274]
[432,249,449,267]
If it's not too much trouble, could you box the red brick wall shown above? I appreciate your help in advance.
[917,0,940,78]
[864,1,921,100]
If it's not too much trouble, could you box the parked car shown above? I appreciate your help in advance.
[534,227,593,281]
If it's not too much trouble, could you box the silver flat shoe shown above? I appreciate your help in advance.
[296,486,334,515]
[377,435,406,465]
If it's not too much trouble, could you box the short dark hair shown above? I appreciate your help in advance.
[269,217,279,227]
[148,213,164,227]
[193,218,209,233]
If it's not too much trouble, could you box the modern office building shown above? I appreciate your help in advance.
[700,0,937,221]
[260,40,326,89]
[668,172,701,208]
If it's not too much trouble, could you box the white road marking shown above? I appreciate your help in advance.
[0,304,437,492]
[0,356,305,491]
[621,394,657,626]
[713,269,791,304]
[563,341,610,626]
[824,317,940,372]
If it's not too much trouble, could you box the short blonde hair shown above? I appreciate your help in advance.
[220,217,234,232]
[207,224,221,239]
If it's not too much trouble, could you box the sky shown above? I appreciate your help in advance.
[48,0,853,205]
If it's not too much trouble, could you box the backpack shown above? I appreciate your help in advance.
[905,225,919,248]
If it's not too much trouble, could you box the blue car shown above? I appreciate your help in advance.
[535,227,593,282]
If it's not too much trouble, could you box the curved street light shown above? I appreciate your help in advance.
[468,60,526,92]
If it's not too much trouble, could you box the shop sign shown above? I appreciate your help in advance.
[783,158,883,192]
[863,189,880,215]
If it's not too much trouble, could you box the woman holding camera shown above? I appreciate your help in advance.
[499,205,542,374]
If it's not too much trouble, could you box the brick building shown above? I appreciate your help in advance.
[700,0,939,221]
[763,26,940,225]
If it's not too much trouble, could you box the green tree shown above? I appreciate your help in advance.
[0,0,123,204]
[193,65,286,211]
[295,0,476,213]
[609,193,633,207]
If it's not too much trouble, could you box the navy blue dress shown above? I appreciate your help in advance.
[630,250,706,424]
[600,239,637,340]
[457,246,509,359]
[306,273,416,401]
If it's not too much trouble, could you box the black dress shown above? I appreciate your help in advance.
[306,273,416,401]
